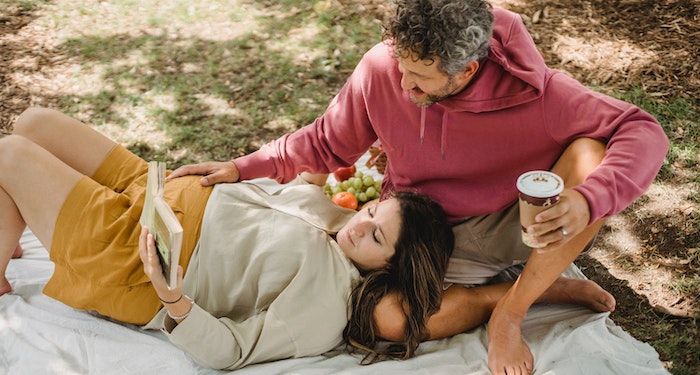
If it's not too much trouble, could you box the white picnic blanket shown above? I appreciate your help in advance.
[1,228,669,375]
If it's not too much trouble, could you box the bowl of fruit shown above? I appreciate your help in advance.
[325,166,381,210]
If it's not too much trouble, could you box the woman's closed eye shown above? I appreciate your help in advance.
[368,207,381,244]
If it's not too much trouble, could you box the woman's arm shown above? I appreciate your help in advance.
[374,285,495,341]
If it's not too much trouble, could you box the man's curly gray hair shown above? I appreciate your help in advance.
[383,0,494,76]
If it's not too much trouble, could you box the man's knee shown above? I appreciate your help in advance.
[553,138,606,187]
[13,107,55,137]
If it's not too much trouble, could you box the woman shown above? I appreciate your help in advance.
[2,108,615,370]
[0,108,454,370]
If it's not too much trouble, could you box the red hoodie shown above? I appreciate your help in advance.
[234,8,669,223]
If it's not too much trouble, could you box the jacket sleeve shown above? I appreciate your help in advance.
[543,72,669,223]
[233,52,380,183]
[163,304,294,370]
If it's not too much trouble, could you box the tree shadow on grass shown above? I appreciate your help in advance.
[0,0,53,132]
[44,32,345,164]
[24,1,382,165]
[576,253,700,375]
[501,0,699,99]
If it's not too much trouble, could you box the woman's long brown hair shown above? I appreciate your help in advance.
[343,191,455,363]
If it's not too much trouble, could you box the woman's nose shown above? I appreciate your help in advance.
[352,219,373,237]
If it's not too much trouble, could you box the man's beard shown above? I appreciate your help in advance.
[408,75,459,107]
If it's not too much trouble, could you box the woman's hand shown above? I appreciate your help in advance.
[138,227,183,302]
[166,161,240,186]
[525,188,591,251]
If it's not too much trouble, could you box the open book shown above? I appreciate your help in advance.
[139,161,183,290]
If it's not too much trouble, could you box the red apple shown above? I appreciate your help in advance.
[333,165,356,182]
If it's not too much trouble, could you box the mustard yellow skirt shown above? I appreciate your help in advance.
[44,145,212,325]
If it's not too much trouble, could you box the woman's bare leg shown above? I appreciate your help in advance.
[13,107,118,177]
[12,245,22,258]
[0,187,25,294]
[10,107,119,258]
[0,135,82,295]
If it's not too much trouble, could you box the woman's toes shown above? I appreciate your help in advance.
[12,245,23,259]
[0,277,12,296]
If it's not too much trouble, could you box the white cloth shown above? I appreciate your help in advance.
[1,229,669,374]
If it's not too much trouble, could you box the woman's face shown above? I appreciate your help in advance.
[336,198,402,271]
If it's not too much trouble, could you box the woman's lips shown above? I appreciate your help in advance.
[346,230,355,247]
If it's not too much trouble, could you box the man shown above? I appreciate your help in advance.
[167,1,668,373]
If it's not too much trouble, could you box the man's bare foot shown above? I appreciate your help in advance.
[12,245,23,259]
[487,306,533,375]
[0,276,11,296]
[542,277,616,312]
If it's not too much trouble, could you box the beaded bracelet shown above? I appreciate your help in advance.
[159,294,183,304]
[166,295,193,321]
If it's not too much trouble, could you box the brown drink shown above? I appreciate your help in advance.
[517,171,564,248]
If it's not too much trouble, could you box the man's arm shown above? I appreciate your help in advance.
[543,72,669,224]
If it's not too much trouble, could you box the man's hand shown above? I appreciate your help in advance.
[138,228,183,302]
[526,188,590,251]
[166,161,240,186]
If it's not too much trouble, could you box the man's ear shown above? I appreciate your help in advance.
[459,60,480,81]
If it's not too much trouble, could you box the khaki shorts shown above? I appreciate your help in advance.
[445,202,594,287]
[45,145,212,325]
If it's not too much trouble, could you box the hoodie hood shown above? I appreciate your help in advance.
[438,8,548,113]
[418,8,549,157]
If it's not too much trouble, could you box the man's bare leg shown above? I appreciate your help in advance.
[486,138,606,375]
[8,107,119,258]
[0,135,82,296]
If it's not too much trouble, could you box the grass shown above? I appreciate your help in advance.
[46,1,381,165]
[3,1,699,373]
[0,0,46,13]
[610,87,699,183]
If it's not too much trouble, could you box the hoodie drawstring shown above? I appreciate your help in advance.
[441,111,448,160]
[419,107,449,159]
[419,107,426,145]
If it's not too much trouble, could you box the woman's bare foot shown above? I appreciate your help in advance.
[12,245,23,258]
[0,276,11,296]
[487,306,533,375]
[541,277,616,312]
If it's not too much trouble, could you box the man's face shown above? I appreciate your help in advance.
[397,54,471,107]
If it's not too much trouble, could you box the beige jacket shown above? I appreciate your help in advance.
[144,177,361,370]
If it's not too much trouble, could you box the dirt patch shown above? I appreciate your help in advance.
[496,0,700,101]
[0,6,36,132]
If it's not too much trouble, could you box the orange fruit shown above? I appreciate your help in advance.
[331,192,358,210]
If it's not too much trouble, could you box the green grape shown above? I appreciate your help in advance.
[347,186,356,194]
[365,186,377,198]
[362,175,374,187]
[354,170,363,178]
[331,186,342,195]
[340,180,350,190]
[358,192,368,202]
[374,181,381,191]
[352,178,363,190]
